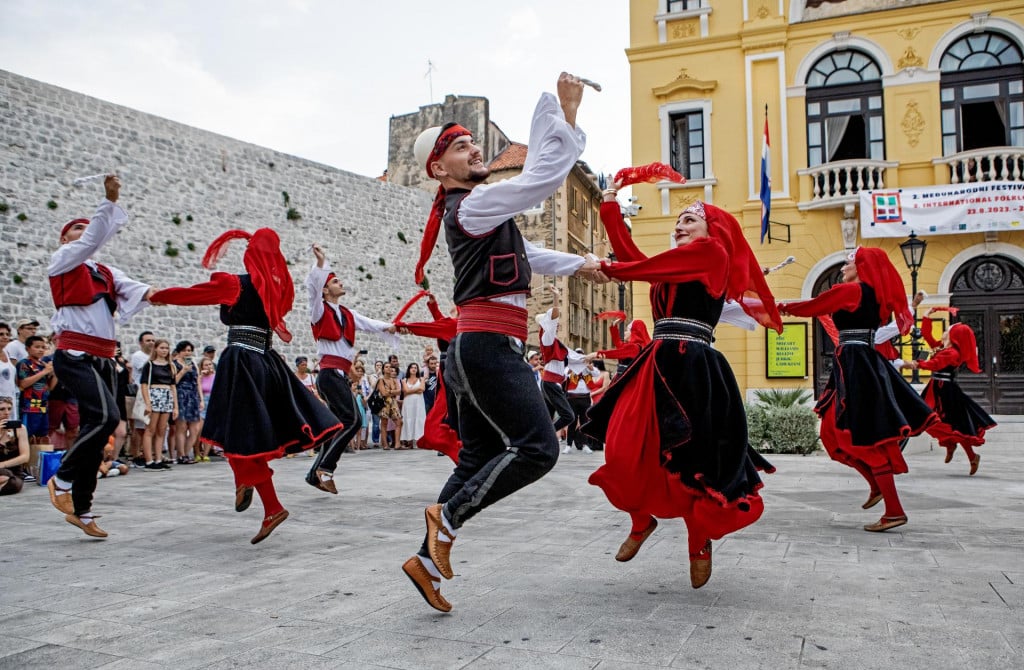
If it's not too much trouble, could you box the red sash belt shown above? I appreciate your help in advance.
[57,331,117,358]
[541,370,564,384]
[319,354,352,372]
[456,301,528,341]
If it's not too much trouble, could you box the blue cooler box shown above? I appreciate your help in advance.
[38,450,66,486]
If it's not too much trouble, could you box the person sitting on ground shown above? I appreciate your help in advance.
[0,396,31,494]
[98,437,129,478]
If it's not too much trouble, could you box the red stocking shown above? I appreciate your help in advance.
[959,444,977,461]
[628,513,655,539]
[254,477,284,518]
[871,464,905,519]
[849,459,880,496]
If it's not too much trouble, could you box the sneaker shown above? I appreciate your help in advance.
[582,446,594,454]
[132,457,146,468]
[158,461,173,470]
[23,473,36,483]
[144,462,163,471]
[561,445,572,454]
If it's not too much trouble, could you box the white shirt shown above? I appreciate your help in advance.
[48,199,151,346]
[455,93,588,308]
[130,350,150,385]
[565,357,592,395]
[4,340,27,363]
[537,308,567,379]
[306,261,398,361]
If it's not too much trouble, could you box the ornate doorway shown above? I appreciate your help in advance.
[950,255,1024,414]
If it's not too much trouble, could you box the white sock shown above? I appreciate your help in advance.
[53,476,73,492]
[418,555,442,580]
[319,471,333,482]
[78,512,95,523]
[106,469,121,477]
[439,509,457,542]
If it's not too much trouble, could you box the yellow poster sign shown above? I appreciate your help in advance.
[766,322,808,379]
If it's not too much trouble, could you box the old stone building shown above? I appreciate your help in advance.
[387,95,632,355]
[0,69,447,366]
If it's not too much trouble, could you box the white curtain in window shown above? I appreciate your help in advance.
[825,116,850,162]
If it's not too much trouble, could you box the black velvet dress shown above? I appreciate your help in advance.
[199,275,343,460]
[583,280,774,540]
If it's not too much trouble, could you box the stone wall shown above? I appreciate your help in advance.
[0,69,449,367]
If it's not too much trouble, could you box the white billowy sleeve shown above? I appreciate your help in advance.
[459,93,586,235]
[875,320,900,344]
[536,308,558,346]
[352,309,400,350]
[109,265,151,323]
[306,262,331,324]
[719,300,758,331]
[48,199,127,276]
[524,239,584,276]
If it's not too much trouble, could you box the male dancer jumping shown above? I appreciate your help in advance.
[305,243,397,493]
[46,175,155,537]
[402,73,607,611]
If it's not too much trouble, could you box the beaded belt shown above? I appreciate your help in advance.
[652,318,713,344]
[838,329,875,345]
[227,326,273,353]
[931,372,956,382]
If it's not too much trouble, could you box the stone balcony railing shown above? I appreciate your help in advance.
[932,146,1024,184]
[796,159,898,211]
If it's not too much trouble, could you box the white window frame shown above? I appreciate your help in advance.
[658,99,717,215]
[655,0,711,42]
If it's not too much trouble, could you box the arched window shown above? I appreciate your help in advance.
[939,32,1024,156]
[805,49,885,167]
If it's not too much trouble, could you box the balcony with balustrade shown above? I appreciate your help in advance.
[932,147,1024,184]
[796,159,899,211]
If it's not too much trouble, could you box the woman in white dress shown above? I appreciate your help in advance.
[400,362,426,448]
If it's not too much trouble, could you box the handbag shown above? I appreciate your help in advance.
[131,364,153,425]
[366,386,386,415]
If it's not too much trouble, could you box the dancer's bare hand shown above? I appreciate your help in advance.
[312,244,326,267]
[576,257,609,283]
[557,72,584,127]
[104,175,121,202]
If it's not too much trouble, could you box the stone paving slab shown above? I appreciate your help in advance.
[1,421,1023,669]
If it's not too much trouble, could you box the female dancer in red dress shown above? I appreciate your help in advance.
[779,248,936,532]
[582,192,781,589]
[906,308,996,475]
[150,229,344,544]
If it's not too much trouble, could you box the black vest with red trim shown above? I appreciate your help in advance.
[538,328,569,364]
[443,189,531,304]
[49,263,117,314]
[311,301,355,345]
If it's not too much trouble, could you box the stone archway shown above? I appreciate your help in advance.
[811,262,845,398]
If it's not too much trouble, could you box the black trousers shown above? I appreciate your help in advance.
[418,332,558,558]
[309,368,362,475]
[566,393,593,449]
[53,350,120,515]
[541,380,575,432]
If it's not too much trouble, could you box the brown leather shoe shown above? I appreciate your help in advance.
[615,517,658,562]
[48,478,75,516]
[862,492,883,510]
[308,470,338,495]
[402,556,452,613]
[251,509,289,544]
[689,540,712,589]
[944,447,955,464]
[65,514,108,538]
[864,515,908,532]
[424,504,455,579]
[235,485,254,512]
[969,455,980,476]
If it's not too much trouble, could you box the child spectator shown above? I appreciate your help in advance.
[98,437,129,478]
[17,335,56,443]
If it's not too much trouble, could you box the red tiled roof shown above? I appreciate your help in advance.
[488,142,528,171]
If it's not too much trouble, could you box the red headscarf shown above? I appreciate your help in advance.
[627,319,651,347]
[853,247,912,335]
[60,218,90,238]
[948,323,981,373]
[415,123,473,286]
[682,201,782,332]
[202,228,295,343]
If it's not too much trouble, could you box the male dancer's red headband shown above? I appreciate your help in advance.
[60,218,90,238]
[415,123,472,286]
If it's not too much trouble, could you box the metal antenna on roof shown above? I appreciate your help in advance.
[424,60,436,103]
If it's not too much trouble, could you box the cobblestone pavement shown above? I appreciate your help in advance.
[2,420,1022,669]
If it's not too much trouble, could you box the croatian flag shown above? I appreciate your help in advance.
[759,108,771,244]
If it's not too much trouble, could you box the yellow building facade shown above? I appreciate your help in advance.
[626,0,1024,413]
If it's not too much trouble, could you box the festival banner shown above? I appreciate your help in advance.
[859,181,1024,238]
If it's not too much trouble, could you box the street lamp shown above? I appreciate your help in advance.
[899,230,927,383]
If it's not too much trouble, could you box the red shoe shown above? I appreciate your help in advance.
[251,509,289,544]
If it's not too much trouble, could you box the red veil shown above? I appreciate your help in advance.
[853,247,912,336]
[948,323,981,373]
